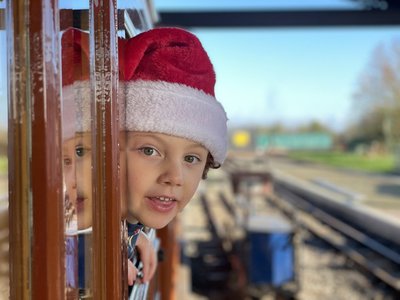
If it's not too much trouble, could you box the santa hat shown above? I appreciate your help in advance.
[61,27,91,141]
[120,28,228,164]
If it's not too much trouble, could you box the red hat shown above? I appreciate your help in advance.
[120,27,228,164]
[61,28,91,141]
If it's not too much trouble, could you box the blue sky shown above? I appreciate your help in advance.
[1,0,399,132]
[153,0,362,11]
[189,27,399,131]
[154,0,400,131]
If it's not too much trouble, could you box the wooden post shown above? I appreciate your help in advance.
[157,219,180,300]
[8,0,65,299]
[90,0,124,298]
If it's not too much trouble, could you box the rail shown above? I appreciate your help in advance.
[199,194,220,238]
[272,182,400,294]
[189,194,236,296]
[198,187,298,299]
[218,192,236,218]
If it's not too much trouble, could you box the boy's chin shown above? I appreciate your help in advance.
[138,216,173,230]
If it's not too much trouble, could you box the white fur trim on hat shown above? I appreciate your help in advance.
[124,80,228,164]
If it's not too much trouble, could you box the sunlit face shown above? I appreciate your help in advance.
[124,132,208,229]
[63,133,92,230]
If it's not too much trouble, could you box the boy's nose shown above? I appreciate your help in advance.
[158,160,184,186]
[65,167,77,190]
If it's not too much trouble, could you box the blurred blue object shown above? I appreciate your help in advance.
[246,215,294,286]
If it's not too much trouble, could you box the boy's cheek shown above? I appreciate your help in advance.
[180,196,194,212]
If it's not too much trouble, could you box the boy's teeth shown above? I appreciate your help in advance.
[158,196,172,202]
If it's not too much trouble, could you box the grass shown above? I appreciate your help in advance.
[0,156,7,175]
[288,151,396,173]
[0,152,394,174]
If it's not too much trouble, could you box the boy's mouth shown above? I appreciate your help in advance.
[75,196,86,213]
[146,195,177,212]
[76,196,86,204]
[154,196,176,202]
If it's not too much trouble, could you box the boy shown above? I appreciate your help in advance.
[119,28,228,230]
[62,131,157,286]
[61,28,157,292]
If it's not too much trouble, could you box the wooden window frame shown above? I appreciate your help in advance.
[8,0,65,299]
[8,0,123,298]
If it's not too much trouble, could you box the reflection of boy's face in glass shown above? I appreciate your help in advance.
[124,131,208,229]
[63,133,92,230]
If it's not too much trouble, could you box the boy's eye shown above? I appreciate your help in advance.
[184,155,200,164]
[140,147,158,156]
[75,146,87,157]
[63,157,72,166]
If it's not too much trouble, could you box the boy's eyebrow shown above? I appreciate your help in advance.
[75,132,87,137]
[128,132,162,141]
[185,142,207,150]
[129,132,206,150]
[74,132,91,142]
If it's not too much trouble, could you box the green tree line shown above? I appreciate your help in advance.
[345,38,400,152]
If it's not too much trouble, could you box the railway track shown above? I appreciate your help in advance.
[218,155,398,298]
[197,163,396,298]
[189,194,235,297]
[272,182,400,296]
[194,192,298,300]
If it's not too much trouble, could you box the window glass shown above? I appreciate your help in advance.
[117,1,156,297]
[118,0,154,38]
[59,3,92,297]
[59,1,157,297]
[0,0,9,298]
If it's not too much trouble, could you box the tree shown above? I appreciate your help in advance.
[351,38,400,150]
[296,120,333,134]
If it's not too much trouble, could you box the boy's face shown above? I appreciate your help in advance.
[124,131,208,229]
[63,133,93,230]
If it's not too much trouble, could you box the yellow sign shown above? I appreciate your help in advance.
[232,131,250,148]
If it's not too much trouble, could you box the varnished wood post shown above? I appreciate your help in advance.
[8,0,64,299]
[157,219,180,300]
[7,0,30,298]
[89,0,123,298]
